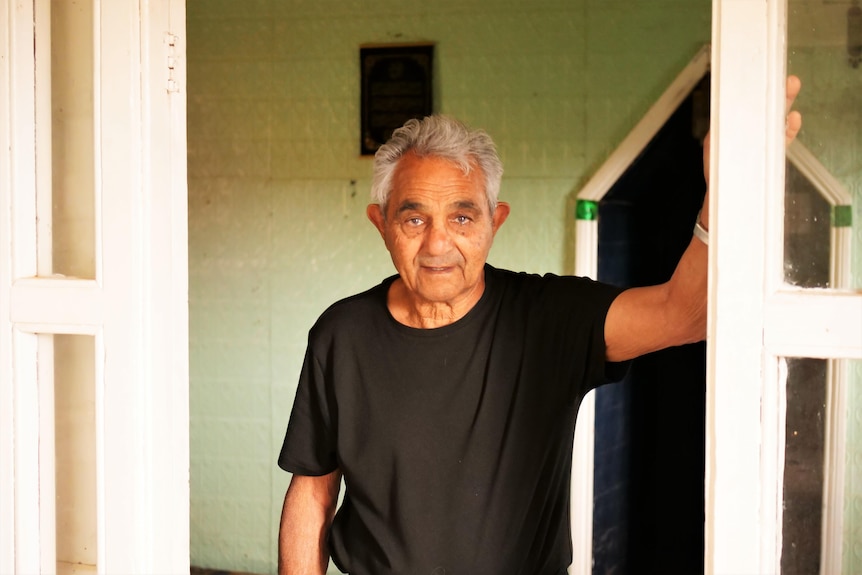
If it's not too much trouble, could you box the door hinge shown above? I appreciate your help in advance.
[165,33,179,93]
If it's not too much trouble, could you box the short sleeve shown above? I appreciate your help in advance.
[534,272,629,396]
[277,346,339,476]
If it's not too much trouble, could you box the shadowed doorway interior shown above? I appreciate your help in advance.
[592,75,709,575]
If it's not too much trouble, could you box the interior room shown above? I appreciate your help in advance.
[184,1,862,573]
[185,1,713,571]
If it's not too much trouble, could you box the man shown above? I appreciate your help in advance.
[277,78,802,575]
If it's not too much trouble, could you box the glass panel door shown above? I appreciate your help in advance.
[708,1,862,573]
[1,1,189,573]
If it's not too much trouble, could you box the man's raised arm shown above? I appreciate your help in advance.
[603,76,803,362]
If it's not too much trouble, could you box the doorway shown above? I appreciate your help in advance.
[592,75,709,575]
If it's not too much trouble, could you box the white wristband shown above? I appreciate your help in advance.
[693,211,709,245]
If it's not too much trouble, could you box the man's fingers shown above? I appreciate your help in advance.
[785,75,802,145]
[702,77,801,148]
[786,110,803,144]
[785,75,802,112]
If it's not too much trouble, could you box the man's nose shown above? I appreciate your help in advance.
[424,220,453,254]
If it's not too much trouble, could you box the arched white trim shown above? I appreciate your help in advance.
[786,141,852,207]
[578,44,711,203]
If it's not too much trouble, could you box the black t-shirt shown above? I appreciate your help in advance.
[279,265,625,575]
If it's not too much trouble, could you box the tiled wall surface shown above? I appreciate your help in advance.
[187,1,711,572]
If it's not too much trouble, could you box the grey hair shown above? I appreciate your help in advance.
[370,115,503,213]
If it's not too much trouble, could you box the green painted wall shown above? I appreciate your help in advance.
[186,1,710,572]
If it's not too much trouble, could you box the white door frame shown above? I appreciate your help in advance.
[0,0,189,573]
[708,1,861,574]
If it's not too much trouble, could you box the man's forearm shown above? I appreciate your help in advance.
[278,470,341,575]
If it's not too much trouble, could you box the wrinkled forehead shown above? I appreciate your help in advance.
[396,149,478,178]
[379,156,486,223]
[390,152,485,199]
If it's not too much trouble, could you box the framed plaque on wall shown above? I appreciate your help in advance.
[360,43,434,155]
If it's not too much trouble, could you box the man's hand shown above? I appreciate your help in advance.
[702,75,803,186]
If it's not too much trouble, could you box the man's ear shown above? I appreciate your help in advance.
[367,204,387,239]
[492,201,510,234]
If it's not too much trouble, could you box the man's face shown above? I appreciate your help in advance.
[367,152,509,309]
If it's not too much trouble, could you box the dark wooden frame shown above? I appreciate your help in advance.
[360,44,433,155]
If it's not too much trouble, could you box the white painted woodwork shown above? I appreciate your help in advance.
[0,1,189,574]
[568,216,599,575]
[708,1,861,574]
[707,0,783,571]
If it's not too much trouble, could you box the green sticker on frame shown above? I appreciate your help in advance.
[576,200,598,221]
[832,205,852,228]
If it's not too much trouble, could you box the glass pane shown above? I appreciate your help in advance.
[781,357,861,575]
[782,357,826,573]
[784,162,831,288]
[45,0,96,279]
[786,0,860,291]
[54,334,97,574]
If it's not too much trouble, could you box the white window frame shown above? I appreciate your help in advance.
[707,2,862,574]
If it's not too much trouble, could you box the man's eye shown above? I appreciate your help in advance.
[454,215,471,225]
[407,217,424,226]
